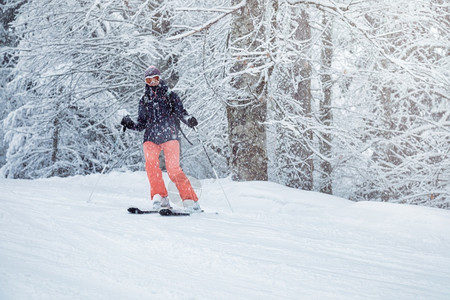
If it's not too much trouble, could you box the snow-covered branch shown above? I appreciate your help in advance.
[287,0,355,12]
[166,0,246,41]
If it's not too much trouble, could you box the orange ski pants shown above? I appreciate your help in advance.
[143,140,198,201]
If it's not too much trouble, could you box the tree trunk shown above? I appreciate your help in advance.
[319,14,333,194]
[227,0,269,181]
[291,9,313,190]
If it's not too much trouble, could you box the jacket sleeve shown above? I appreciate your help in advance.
[169,91,191,126]
[133,97,147,131]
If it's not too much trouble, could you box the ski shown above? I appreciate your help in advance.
[128,207,159,214]
[159,208,191,216]
[128,207,213,216]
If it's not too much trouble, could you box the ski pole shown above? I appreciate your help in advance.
[194,127,234,213]
[87,128,124,203]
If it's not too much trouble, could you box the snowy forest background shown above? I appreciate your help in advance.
[0,0,449,209]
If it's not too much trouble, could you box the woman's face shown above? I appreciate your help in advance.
[145,75,160,87]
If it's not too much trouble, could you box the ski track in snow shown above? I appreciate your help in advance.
[0,171,449,300]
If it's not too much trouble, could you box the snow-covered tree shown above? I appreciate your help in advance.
[327,0,450,207]
[2,0,168,178]
[268,4,315,190]
[0,0,22,168]
[225,0,273,181]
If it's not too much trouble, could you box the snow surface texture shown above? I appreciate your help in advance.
[1,171,449,300]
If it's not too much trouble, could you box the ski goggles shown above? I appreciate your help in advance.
[145,75,160,84]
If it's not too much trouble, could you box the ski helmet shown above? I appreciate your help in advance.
[144,66,161,78]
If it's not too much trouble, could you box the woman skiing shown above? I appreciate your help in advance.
[121,66,201,213]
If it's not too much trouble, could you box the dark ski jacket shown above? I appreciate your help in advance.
[131,81,191,144]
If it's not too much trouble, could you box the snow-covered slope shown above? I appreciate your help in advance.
[1,172,449,300]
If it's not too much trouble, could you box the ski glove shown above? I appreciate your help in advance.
[186,116,198,128]
[121,115,135,131]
